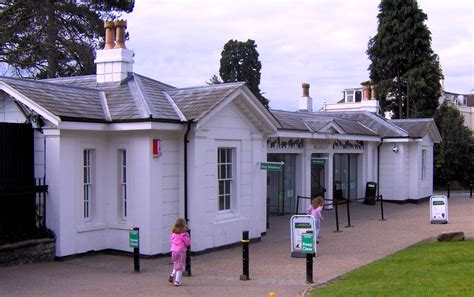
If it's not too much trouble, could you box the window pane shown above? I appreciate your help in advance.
[219,180,224,194]
[219,196,224,210]
[227,149,232,163]
[225,195,230,210]
[225,180,231,195]
[226,164,232,179]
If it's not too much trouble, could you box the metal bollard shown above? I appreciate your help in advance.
[447,182,451,199]
[185,229,192,276]
[470,182,472,198]
[240,230,250,280]
[378,194,386,221]
[306,253,313,284]
[133,227,140,273]
[333,200,342,233]
[344,198,353,228]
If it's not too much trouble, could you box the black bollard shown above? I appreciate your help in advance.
[133,227,140,273]
[306,253,313,284]
[185,229,192,276]
[344,198,353,228]
[378,194,386,221]
[333,200,342,233]
[470,182,472,198]
[447,182,451,199]
[240,230,250,281]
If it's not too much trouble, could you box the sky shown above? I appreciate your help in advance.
[124,0,473,111]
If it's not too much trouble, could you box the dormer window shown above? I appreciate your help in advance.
[346,90,354,102]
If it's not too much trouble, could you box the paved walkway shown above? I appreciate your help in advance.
[1,193,473,297]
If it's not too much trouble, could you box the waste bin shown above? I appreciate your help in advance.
[363,182,377,205]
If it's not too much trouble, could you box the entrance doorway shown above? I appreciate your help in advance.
[311,154,326,198]
[333,154,358,200]
[267,154,296,215]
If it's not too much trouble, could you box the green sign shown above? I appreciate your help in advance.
[312,158,326,165]
[433,201,445,205]
[301,233,314,253]
[260,162,283,171]
[129,230,139,248]
[295,222,312,229]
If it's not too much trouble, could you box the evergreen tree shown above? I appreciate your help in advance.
[433,102,474,187]
[367,0,442,119]
[217,39,269,108]
[0,0,134,78]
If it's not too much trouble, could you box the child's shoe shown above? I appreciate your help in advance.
[168,275,174,283]
[174,281,181,286]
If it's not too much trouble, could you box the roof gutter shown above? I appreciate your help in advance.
[184,120,193,223]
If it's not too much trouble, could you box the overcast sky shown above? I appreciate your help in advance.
[124,0,473,111]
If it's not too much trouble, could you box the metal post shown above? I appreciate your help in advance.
[344,199,353,228]
[378,194,386,221]
[185,229,192,276]
[240,230,250,281]
[447,182,450,199]
[133,227,140,273]
[333,201,342,233]
[306,253,313,284]
[470,182,472,198]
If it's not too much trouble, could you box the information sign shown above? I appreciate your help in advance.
[430,195,448,224]
[290,215,316,257]
[301,233,314,253]
[129,230,139,248]
[260,162,284,171]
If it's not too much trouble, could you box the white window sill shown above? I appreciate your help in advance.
[109,222,133,230]
[77,223,106,233]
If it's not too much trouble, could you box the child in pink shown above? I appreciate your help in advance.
[169,218,190,286]
[307,196,324,242]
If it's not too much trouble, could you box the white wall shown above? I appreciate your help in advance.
[187,103,266,252]
[0,93,24,123]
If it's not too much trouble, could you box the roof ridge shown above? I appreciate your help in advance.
[0,75,99,92]
[172,81,245,91]
[365,111,409,137]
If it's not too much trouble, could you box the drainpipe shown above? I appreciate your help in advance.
[377,139,384,197]
[184,120,193,222]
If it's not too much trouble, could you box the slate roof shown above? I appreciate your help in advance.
[391,119,435,138]
[0,74,244,123]
[270,110,378,136]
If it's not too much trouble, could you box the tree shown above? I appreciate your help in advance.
[216,39,269,108]
[367,0,442,119]
[0,0,134,79]
[433,102,474,187]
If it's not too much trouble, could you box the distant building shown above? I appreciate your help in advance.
[439,88,474,130]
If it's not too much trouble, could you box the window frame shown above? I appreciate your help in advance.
[118,149,128,220]
[421,149,426,181]
[217,147,234,212]
[83,149,94,222]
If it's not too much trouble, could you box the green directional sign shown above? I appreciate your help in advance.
[260,162,283,171]
[301,233,314,253]
[129,230,139,248]
[312,158,326,165]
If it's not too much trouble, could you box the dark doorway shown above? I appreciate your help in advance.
[0,123,36,234]
[311,155,326,198]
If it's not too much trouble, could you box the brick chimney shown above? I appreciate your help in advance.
[299,83,313,112]
[95,20,134,83]
[370,85,377,100]
[363,85,370,100]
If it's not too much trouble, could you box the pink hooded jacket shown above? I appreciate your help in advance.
[170,232,190,252]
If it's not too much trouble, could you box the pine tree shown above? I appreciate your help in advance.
[218,39,269,108]
[367,0,442,118]
[0,0,134,78]
[434,102,474,187]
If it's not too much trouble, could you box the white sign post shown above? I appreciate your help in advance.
[430,195,448,224]
[290,215,316,257]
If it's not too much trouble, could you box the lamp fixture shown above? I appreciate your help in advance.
[392,143,399,153]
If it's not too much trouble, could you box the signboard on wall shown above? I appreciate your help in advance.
[267,137,304,149]
[260,162,284,171]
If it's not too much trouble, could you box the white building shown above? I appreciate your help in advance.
[0,21,441,257]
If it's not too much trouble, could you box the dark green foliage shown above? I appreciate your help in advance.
[434,102,474,187]
[218,39,269,108]
[207,74,223,85]
[367,0,441,119]
[0,0,134,78]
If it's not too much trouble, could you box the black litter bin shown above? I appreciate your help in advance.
[363,182,377,205]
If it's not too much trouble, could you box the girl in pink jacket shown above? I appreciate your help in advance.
[168,218,190,286]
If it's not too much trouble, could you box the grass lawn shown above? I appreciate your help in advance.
[309,240,474,296]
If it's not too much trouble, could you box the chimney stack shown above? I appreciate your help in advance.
[370,85,377,100]
[299,83,313,112]
[95,19,134,83]
[363,85,370,100]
